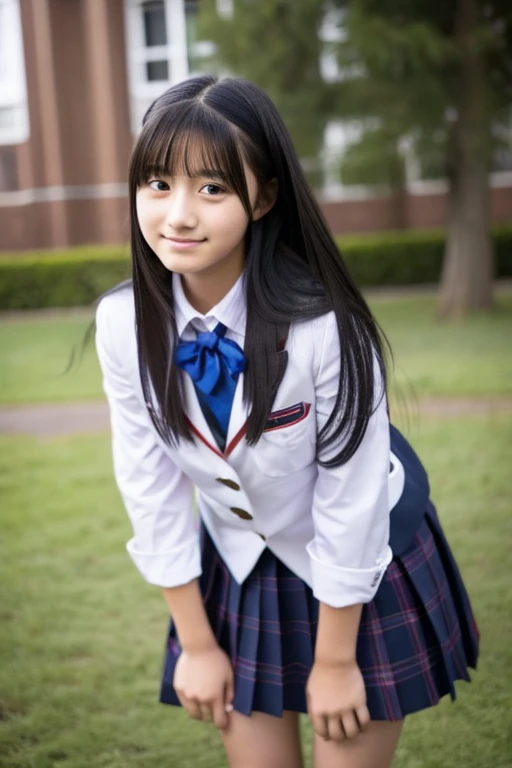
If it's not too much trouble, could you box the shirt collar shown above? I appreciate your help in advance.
[172,271,247,339]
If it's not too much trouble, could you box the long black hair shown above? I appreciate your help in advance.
[126,75,388,468]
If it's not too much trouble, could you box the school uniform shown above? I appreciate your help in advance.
[95,273,479,721]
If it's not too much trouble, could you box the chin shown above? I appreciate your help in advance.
[154,252,209,275]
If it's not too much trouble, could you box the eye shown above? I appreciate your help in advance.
[148,179,170,192]
[200,183,225,196]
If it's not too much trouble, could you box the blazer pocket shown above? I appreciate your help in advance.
[254,402,314,477]
[264,402,311,433]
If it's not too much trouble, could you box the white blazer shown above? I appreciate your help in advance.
[95,275,405,608]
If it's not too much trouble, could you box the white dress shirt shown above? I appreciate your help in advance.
[95,273,400,608]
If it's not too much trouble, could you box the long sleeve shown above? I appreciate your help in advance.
[306,312,393,608]
[95,296,200,588]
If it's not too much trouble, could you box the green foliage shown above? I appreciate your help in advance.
[197,0,332,160]
[339,126,406,187]
[0,229,510,310]
[0,248,131,310]
[197,0,511,193]
[336,227,512,285]
[331,0,512,184]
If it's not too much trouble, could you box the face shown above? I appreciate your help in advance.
[136,159,266,284]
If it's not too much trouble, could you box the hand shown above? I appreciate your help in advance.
[173,644,235,729]
[306,660,370,742]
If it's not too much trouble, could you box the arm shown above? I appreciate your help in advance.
[161,580,217,653]
[315,603,362,668]
[306,313,392,738]
[95,296,200,588]
[96,296,233,726]
[307,312,392,614]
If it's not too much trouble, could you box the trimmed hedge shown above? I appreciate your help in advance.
[0,228,511,310]
[336,227,512,287]
[0,248,131,310]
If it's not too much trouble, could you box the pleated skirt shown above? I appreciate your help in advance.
[160,502,479,721]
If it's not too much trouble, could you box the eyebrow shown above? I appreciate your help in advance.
[147,166,228,183]
[189,168,229,183]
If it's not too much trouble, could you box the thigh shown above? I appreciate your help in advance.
[313,720,403,768]
[221,709,303,768]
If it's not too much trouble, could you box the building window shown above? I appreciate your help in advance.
[185,0,216,75]
[143,0,167,46]
[125,0,217,132]
[146,59,169,81]
[142,0,169,81]
[185,0,199,73]
[125,0,189,131]
[0,0,29,146]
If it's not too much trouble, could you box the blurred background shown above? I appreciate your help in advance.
[0,2,511,767]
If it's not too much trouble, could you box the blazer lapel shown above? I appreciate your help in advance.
[182,368,249,459]
[181,370,223,456]
[225,371,250,456]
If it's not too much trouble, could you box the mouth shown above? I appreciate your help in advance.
[165,236,205,242]
[162,236,206,250]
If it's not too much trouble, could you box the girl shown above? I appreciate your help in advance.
[95,75,479,768]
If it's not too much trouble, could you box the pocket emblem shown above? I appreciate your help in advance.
[263,402,311,433]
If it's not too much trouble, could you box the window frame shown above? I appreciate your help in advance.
[124,0,189,133]
[0,0,29,146]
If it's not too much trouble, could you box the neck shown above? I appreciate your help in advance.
[180,249,244,314]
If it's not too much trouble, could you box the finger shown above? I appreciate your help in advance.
[340,710,360,740]
[224,675,235,712]
[181,695,202,720]
[310,712,329,740]
[174,690,190,714]
[199,703,212,722]
[326,715,345,742]
[212,697,229,729]
[355,705,371,731]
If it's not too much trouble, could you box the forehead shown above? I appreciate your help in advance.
[131,102,256,210]
[137,112,243,183]
[146,143,229,182]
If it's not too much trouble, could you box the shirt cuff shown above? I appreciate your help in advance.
[306,542,393,608]
[126,536,202,588]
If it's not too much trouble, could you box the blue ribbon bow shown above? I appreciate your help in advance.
[175,322,246,444]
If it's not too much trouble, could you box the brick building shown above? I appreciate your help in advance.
[0,0,510,252]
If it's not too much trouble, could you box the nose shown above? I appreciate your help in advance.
[164,188,198,231]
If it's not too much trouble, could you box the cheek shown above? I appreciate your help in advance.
[213,203,249,242]
[136,198,158,240]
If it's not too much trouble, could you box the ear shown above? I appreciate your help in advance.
[253,178,278,222]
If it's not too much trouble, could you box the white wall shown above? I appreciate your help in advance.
[0,0,29,145]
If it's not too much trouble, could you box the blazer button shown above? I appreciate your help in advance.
[216,478,241,491]
[230,507,253,521]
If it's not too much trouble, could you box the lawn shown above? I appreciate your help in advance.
[1,414,511,767]
[1,294,512,405]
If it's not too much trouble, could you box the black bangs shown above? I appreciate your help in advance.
[129,99,252,216]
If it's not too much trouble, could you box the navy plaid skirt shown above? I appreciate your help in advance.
[160,502,479,721]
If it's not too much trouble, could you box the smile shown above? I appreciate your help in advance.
[162,236,206,251]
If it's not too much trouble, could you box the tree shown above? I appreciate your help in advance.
[331,0,512,318]
[199,0,512,318]
[197,0,335,177]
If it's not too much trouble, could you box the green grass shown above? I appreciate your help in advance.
[1,414,511,767]
[0,314,100,405]
[373,294,512,400]
[1,294,511,405]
